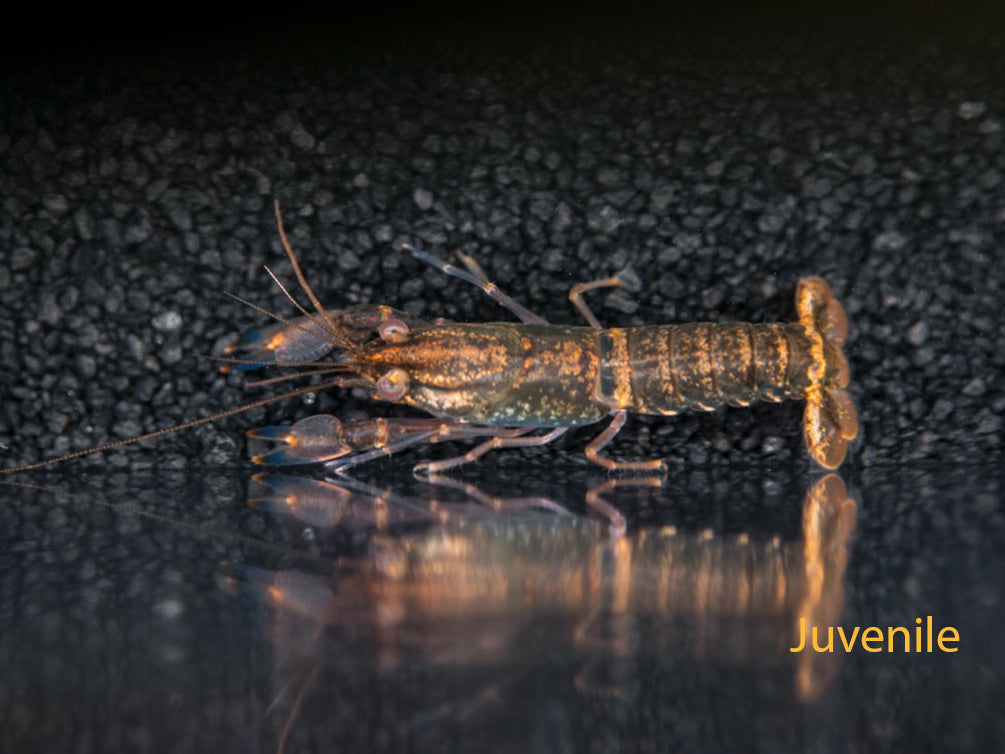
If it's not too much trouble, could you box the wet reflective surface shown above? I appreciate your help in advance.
[1,459,1000,752]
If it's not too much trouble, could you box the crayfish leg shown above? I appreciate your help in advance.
[584,411,666,473]
[403,244,549,325]
[328,422,542,473]
[248,416,538,472]
[249,415,461,466]
[568,276,625,329]
[325,426,447,472]
[411,427,567,475]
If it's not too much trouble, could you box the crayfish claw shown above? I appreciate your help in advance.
[247,415,352,465]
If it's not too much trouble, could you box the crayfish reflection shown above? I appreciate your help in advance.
[230,472,856,751]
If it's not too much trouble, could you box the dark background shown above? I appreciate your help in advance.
[2,3,1003,752]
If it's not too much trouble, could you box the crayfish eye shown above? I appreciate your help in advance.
[376,368,410,401]
[378,318,409,343]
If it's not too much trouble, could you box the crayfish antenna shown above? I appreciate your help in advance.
[0,377,351,475]
[273,199,357,351]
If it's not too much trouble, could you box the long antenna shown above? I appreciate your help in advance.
[0,377,349,474]
[273,200,355,350]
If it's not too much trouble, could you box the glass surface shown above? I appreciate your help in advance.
[1,457,999,752]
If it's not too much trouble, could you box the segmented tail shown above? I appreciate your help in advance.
[796,278,859,469]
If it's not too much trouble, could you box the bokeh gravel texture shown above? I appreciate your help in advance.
[3,17,1003,473]
[2,6,1003,753]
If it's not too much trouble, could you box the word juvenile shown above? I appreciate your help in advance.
[790,616,959,653]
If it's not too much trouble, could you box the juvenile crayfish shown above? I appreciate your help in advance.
[231,204,858,474]
[4,202,858,476]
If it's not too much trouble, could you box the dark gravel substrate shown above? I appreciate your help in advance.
[3,10,1002,473]
[1,5,1002,753]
